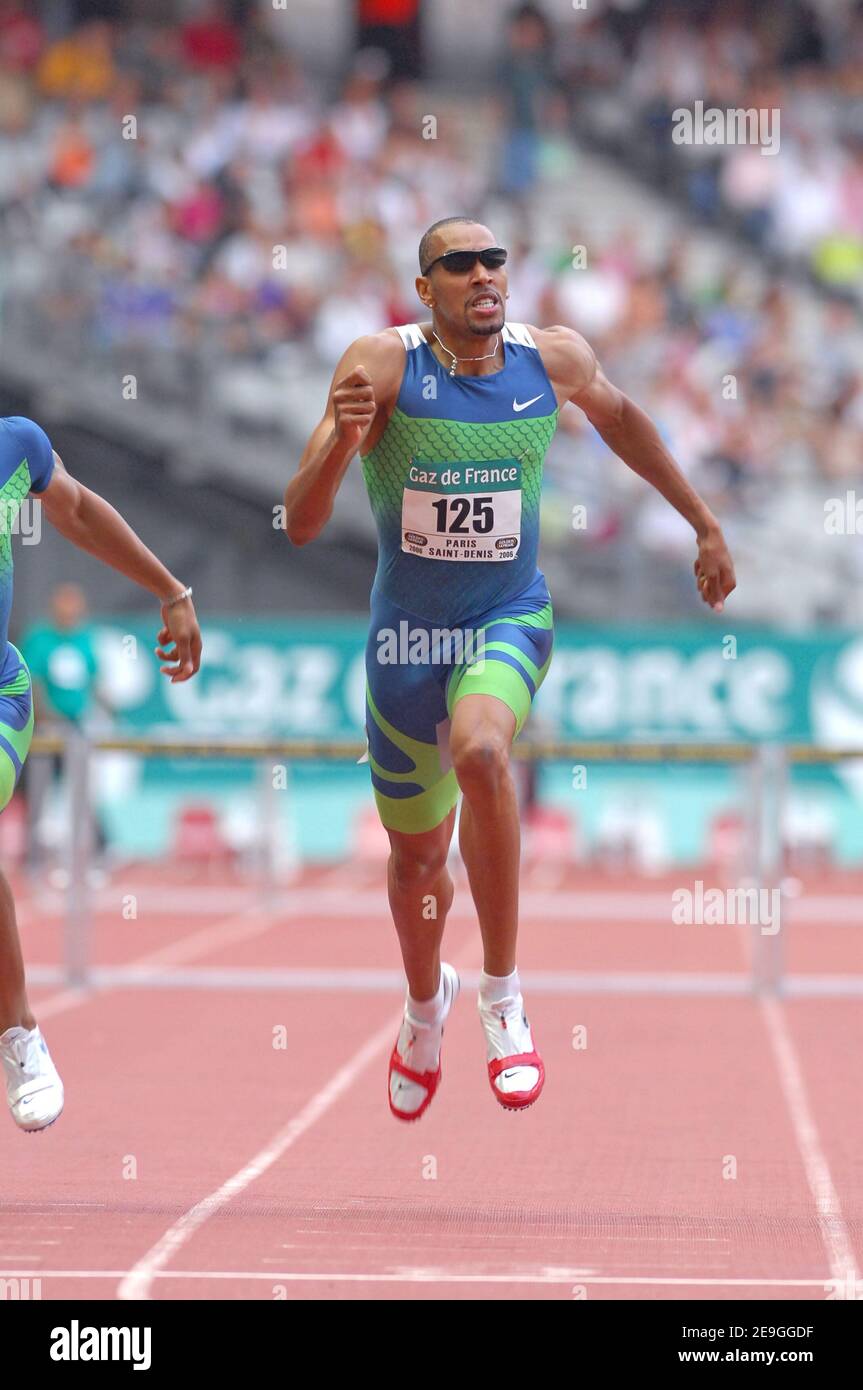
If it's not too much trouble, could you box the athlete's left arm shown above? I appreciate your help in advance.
[547,326,736,612]
[33,453,202,682]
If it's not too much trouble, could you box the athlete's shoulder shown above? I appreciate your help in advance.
[388,322,432,350]
[2,415,50,453]
[344,327,421,362]
[1,415,55,491]
[336,328,412,397]
[526,324,598,396]
[501,321,539,348]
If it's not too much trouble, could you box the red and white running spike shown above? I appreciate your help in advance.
[388,963,460,1122]
[478,992,545,1110]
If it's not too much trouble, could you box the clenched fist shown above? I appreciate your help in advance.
[333,366,376,449]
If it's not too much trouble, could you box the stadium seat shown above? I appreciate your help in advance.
[708,811,746,872]
[523,804,578,864]
[782,800,836,875]
[172,804,235,865]
[595,801,669,875]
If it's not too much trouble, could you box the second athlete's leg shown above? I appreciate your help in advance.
[0,673,37,1034]
[0,655,65,1130]
[0,869,35,1034]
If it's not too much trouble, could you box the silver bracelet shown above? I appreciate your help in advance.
[163,585,193,608]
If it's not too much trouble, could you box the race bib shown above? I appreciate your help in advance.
[401,457,522,562]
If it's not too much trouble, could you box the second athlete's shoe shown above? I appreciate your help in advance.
[0,1024,65,1132]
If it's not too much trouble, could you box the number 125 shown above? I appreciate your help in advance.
[431,496,494,534]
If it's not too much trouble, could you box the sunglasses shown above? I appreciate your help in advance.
[421,246,508,277]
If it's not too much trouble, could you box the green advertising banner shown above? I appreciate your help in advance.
[26,618,863,862]
[83,618,863,748]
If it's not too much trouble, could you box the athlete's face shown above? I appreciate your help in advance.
[418,224,508,338]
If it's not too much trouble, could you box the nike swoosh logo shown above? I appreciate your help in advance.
[512,394,544,412]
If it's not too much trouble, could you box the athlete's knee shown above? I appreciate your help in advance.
[388,837,449,893]
[451,729,512,799]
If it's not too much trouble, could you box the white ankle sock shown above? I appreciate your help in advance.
[407,970,445,1024]
[478,967,520,1005]
[0,1026,34,1046]
[478,969,539,1094]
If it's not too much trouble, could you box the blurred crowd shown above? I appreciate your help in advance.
[1,0,862,625]
[561,0,863,292]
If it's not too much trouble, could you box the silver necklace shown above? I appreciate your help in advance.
[432,330,501,377]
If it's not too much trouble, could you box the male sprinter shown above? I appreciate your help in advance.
[283,218,735,1120]
[0,415,202,1130]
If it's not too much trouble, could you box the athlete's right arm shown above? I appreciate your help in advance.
[282,333,402,545]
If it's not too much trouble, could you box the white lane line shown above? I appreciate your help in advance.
[26,965,760,994]
[23,884,863,922]
[116,1009,403,1301]
[24,964,863,998]
[24,908,288,1022]
[117,938,485,1301]
[760,995,860,1287]
[0,1268,842,1289]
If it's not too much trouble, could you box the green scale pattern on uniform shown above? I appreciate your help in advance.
[362,405,558,620]
[0,460,31,582]
[0,461,38,811]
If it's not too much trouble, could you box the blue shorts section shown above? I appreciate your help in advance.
[0,643,34,811]
[364,570,554,833]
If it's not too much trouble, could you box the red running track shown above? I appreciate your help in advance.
[0,864,861,1301]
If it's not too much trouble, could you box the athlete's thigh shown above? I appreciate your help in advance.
[0,646,35,814]
[448,691,516,756]
[446,601,554,739]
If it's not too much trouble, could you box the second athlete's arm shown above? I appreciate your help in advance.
[36,454,202,681]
